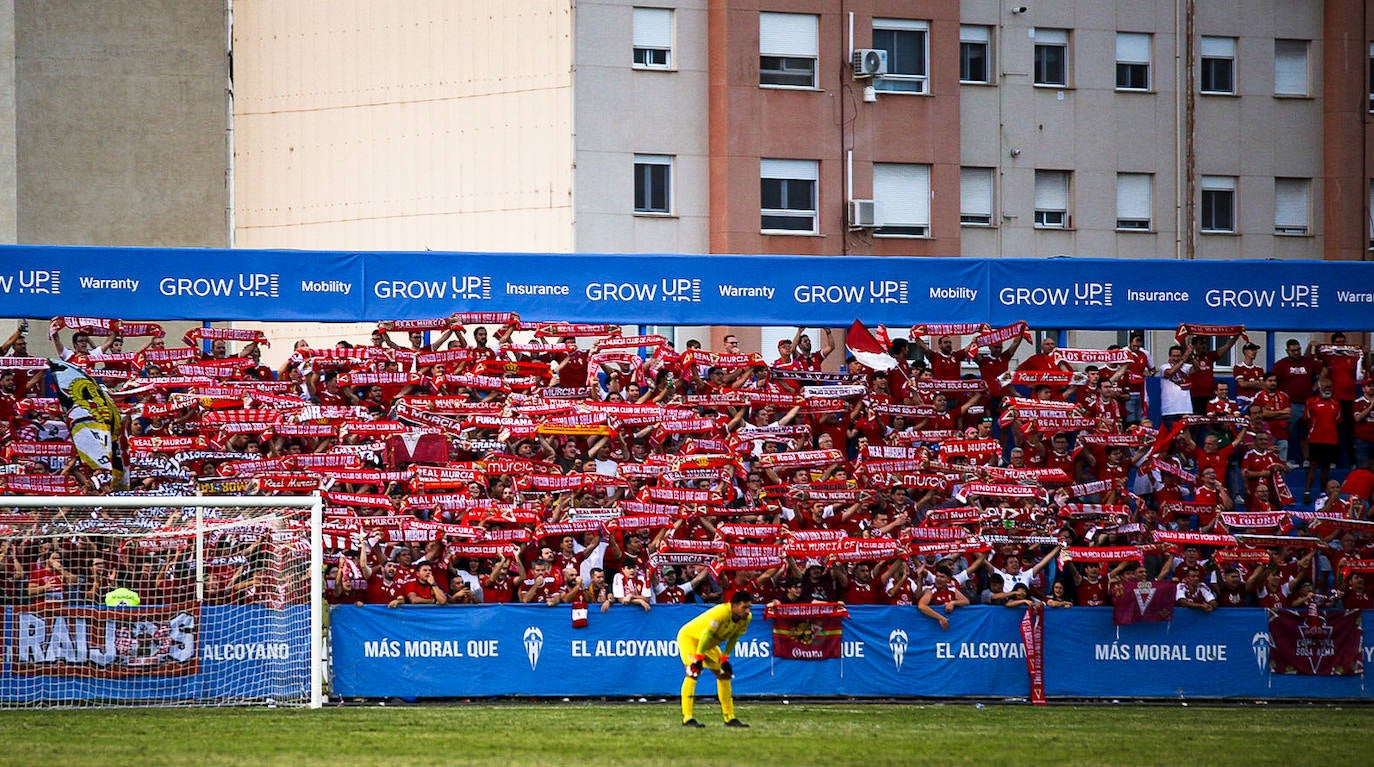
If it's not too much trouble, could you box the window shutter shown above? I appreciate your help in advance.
[633,8,672,49]
[1202,175,1236,192]
[874,164,931,227]
[1116,174,1151,220]
[1035,171,1068,210]
[1033,28,1068,45]
[960,25,989,44]
[1274,178,1309,229]
[1116,33,1150,64]
[960,167,993,217]
[760,13,818,57]
[1274,40,1308,95]
[761,158,818,181]
[1201,36,1235,58]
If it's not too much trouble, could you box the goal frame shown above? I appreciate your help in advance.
[0,493,324,708]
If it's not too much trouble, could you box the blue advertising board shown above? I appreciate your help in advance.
[0,605,310,703]
[2,244,1372,330]
[328,605,1371,700]
[329,604,1029,699]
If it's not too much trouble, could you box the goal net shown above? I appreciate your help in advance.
[0,495,322,708]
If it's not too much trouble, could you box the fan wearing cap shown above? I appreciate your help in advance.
[677,591,753,729]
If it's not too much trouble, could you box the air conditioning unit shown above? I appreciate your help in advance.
[851,48,888,78]
[849,199,877,229]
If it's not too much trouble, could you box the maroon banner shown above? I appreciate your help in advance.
[1267,608,1364,676]
[1020,602,1046,705]
[1112,580,1176,625]
[770,614,844,661]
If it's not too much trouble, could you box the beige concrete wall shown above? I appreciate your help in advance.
[572,0,711,254]
[232,0,575,253]
[0,0,16,243]
[1194,0,1323,261]
[959,1,1325,262]
[13,0,228,247]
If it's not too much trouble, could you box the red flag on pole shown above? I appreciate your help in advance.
[845,320,896,371]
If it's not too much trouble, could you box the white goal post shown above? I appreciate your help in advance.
[0,494,323,708]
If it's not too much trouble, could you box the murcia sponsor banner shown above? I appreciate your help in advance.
[10,605,199,678]
[1267,608,1363,676]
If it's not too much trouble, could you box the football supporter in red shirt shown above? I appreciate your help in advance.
[790,327,834,371]
[1065,560,1111,606]
[912,335,969,381]
[770,338,794,368]
[1253,374,1293,463]
[1341,460,1374,504]
[1121,334,1154,426]
[361,558,408,607]
[1340,572,1373,609]
[1174,567,1217,612]
[1355,380,1374,469]
[1271,338,1320,465]
[1214,568,1249,607]
[835,562,886,605]
[1317,332,1361,465]
[520,559,563,605]
[1017,336,1074,398]
[1231,343,1265,398]
[403,562,449,605]
[1241,432,1285,502]
[974,336,1022,417]
[1205,381,1240,417]
[1186,332,1240,415]
[1182,431,1235,489]
[882,559,920,605]
[27,549,77,607]
[1303,383,1342,503]
[917,566,969,629]
[653,566,709,604]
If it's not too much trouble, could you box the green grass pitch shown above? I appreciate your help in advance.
[1,701,1369,767]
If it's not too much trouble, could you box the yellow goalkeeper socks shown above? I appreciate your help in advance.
[717,678,734,722]
[680,676,697,722]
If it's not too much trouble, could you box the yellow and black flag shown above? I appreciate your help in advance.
[48,359,127,489]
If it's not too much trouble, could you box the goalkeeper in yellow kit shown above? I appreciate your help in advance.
[677,591,753,728]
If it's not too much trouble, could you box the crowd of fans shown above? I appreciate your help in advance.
[1,314,1373,627]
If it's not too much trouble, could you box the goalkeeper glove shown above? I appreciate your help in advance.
[688,656,704,679]
[718,658,734,680]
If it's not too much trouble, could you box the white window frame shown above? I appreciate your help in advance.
[760,158,818,234]
[960,25,991,84]
[1273,39,1309,97]
[1116,173,1153,231]
[1273,177,1310,236]
[1200,36,1236,95]
[634,154,673,215]
[1200,175,1237,233]
[960,167,994,226]
[1033,28,1069,87]
[760,12,818,89]
[872,19,929,94]
[1115,32,1151,91]
[1369,179,1374,249]
[1034,170,1070,228]
[873,163,931,237]
[632,8,674,70]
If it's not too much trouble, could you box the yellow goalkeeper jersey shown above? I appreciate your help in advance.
[679,603,751,656]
